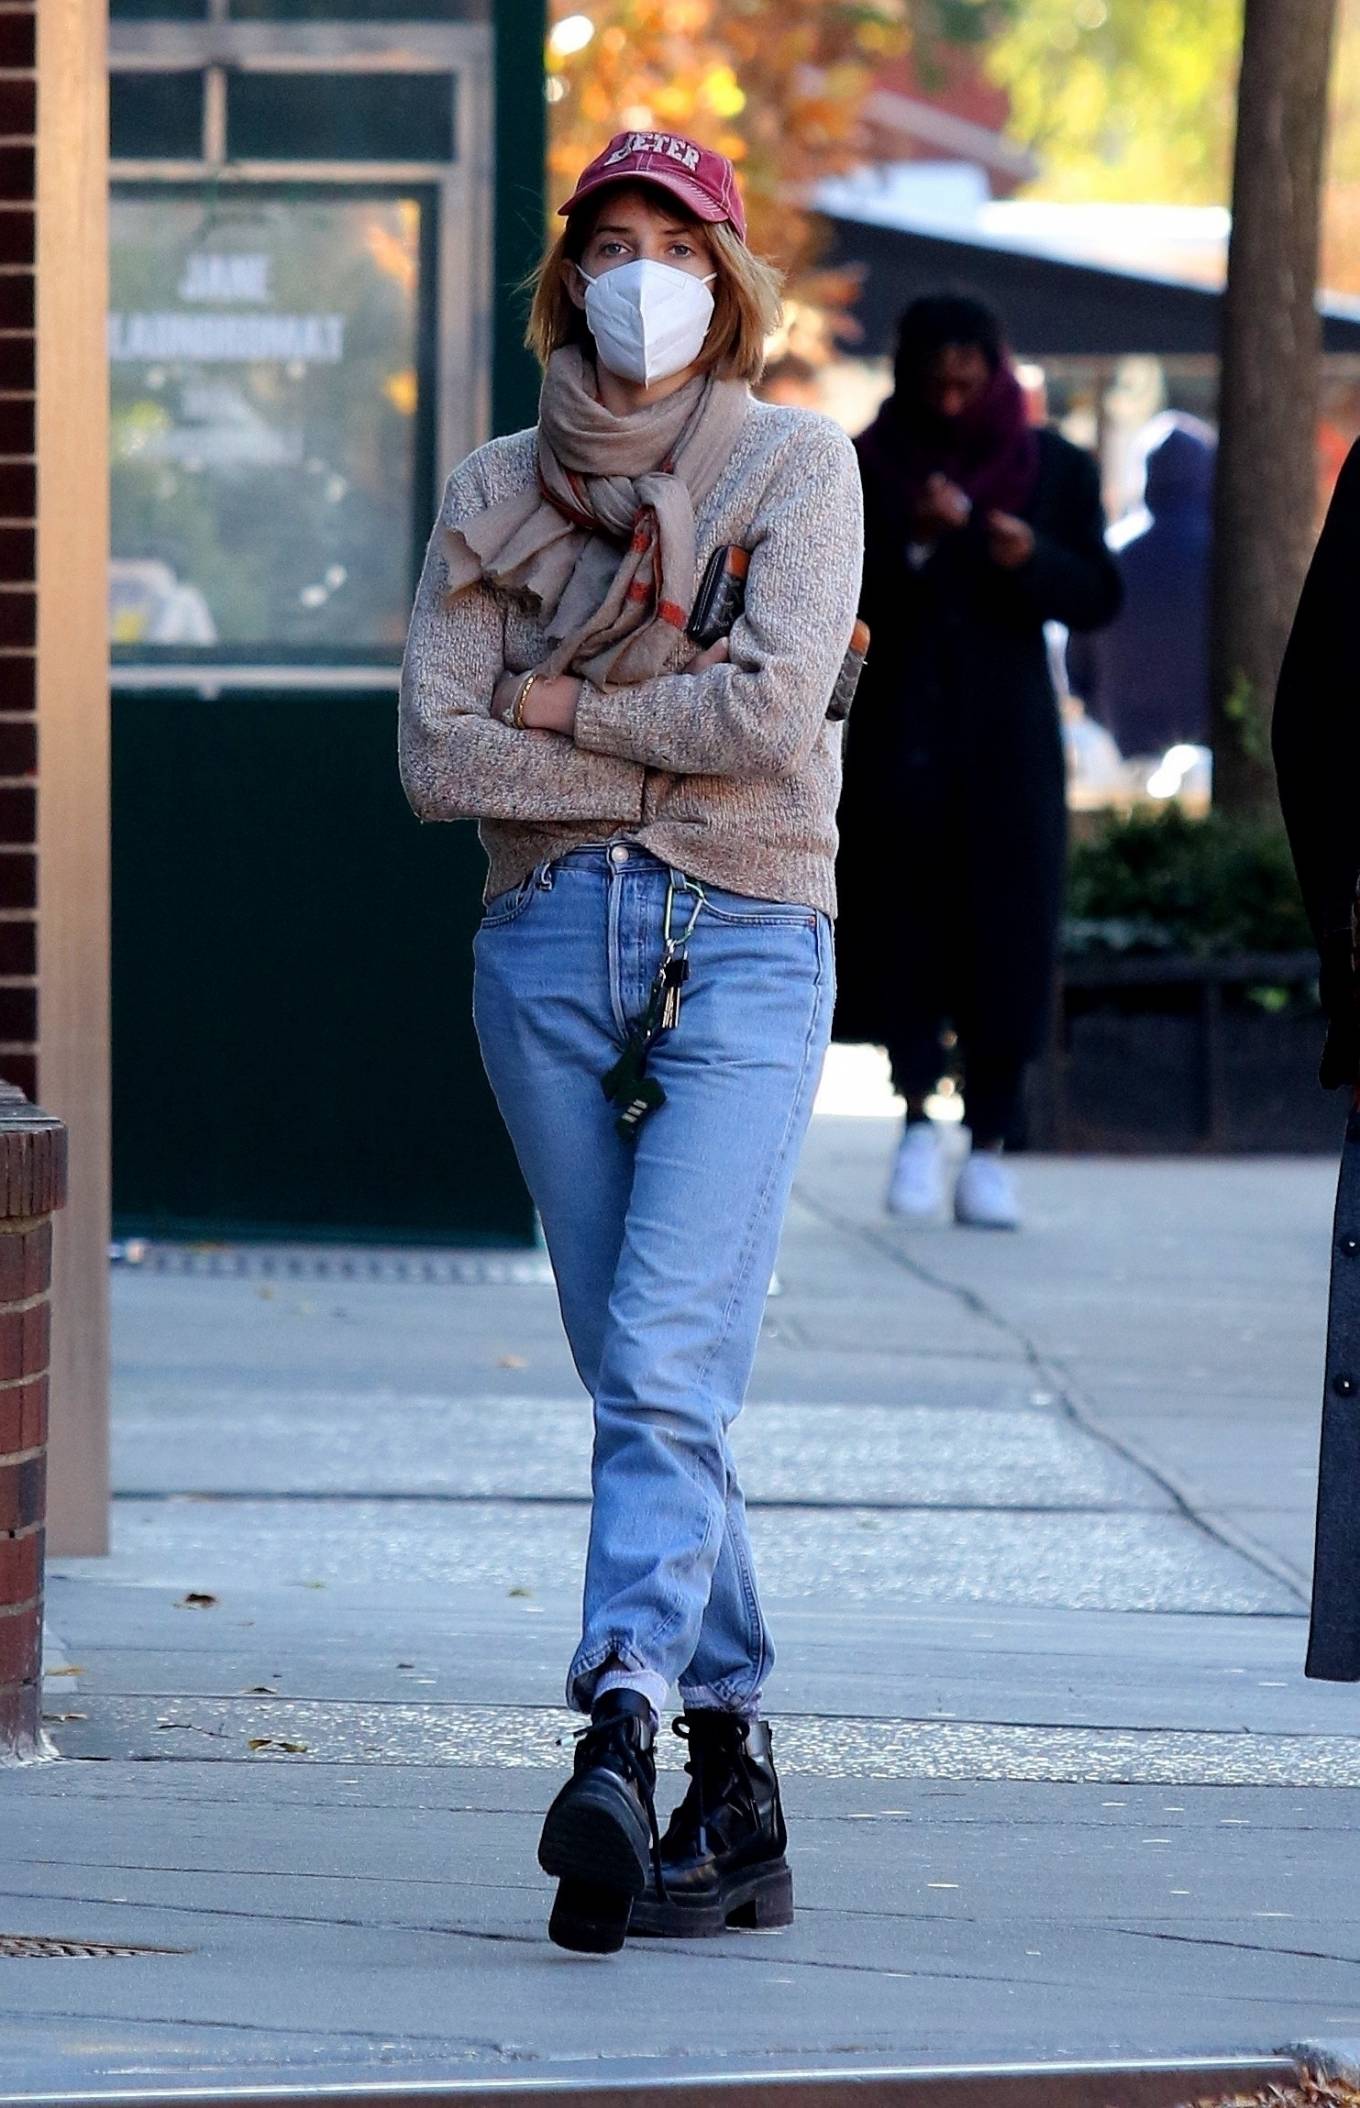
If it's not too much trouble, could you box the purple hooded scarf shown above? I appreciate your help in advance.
[855,360,1040,544]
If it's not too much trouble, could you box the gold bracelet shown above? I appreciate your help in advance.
[511,672,538,730]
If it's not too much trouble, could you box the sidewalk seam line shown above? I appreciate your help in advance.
[793,1176,1312,1613]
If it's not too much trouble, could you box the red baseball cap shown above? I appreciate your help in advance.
[557,130,747,245]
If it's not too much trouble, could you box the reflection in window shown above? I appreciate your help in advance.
[110,72,205,158]
[108,0,209,17]
[226,72,456,161]
[109,191,425,660]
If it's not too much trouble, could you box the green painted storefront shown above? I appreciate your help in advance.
[108,0,544,1243]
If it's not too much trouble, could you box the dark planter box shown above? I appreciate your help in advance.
[1027,951,1345,1154]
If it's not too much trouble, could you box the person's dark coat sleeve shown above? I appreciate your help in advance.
[1274,440,1360,1090]
[1274,439,1360,949]
[1005,448,1124,633]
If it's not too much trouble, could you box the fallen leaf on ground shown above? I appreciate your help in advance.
[240,1685,279,1695]
[247,1737,309,1754]
[45,1665,83,1678]
[42,1711,87,1723]
[508,1587,532,1598]
[176,1591,218,1609]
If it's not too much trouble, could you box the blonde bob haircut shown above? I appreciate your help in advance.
[526,191,783,385]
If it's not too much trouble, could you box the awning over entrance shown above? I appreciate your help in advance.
[816,207,1360,359]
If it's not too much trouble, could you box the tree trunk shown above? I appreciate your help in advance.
[1211,0,1339,816]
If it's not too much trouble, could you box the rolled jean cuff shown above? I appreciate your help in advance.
[567,1635,659,1716]
[677,1676,762,1718]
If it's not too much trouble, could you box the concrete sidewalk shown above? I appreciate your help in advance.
[4,1119,1360,2095]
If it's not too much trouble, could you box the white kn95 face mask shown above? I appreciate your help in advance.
[578,258,717,386]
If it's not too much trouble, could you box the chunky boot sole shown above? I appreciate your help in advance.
[628,1858,794,1939]
[538,1778,652,1954]
[547,1877,631,1955]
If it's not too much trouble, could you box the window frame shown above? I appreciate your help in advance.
[108,14,491,689]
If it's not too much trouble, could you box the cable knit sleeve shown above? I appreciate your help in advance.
[572,419,864,780]
[399,452,647,826]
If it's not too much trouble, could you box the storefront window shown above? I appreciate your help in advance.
[228,0,487,16]
[109,187,430,662]
[109,2,487,17]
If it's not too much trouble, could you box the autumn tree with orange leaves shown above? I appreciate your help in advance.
[545,0,1013,339]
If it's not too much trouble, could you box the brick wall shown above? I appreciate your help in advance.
[0,1,34,1109]
[0,1,58,1733]
[0,1082,64,1755]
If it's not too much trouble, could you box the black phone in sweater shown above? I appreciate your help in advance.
[687,543,867,720]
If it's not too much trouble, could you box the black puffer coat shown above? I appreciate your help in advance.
[835,426,1122,1066]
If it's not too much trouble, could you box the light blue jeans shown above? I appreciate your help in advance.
[473,844,833,1717]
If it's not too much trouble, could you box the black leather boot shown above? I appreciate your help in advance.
[628,1710,793,1937]
[538,1688,661,1953]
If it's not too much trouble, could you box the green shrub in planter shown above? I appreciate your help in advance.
[1064,806,1313,959]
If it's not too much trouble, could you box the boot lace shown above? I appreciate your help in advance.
[672,1716,759,1838]
[673,1716,708,1828]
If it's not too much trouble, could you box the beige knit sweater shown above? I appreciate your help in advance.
[398,394,864,918]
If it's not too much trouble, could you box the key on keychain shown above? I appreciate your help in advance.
[600,932,696,1143]
[659,952,689,1032]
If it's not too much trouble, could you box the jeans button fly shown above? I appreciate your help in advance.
[610,845,629,866]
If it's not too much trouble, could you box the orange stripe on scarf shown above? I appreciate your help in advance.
[540,469,602,536]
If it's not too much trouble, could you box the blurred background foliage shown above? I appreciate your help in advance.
[1064,807,1313,958]
[987,0,1360,297]
[546,0,1360,300]
[985,0,1241,205]
[544,0,1020,299]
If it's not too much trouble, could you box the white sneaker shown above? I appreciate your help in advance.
[954,1150,1021,1230]
[886,1122,947,1222]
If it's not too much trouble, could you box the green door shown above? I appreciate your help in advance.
[112,688,530,1244]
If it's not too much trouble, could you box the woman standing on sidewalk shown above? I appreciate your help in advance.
[399,132,862,1953]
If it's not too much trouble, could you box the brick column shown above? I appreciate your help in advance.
[0,1081,64,1757]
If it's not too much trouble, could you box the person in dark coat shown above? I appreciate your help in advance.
[1067,412,1215,759]
[835,295,1122,1228]
[1274,437,1360,1685]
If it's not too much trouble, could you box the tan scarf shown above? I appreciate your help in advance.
[443,345,749,690]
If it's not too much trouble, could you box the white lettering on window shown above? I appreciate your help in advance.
[107,312,346,363]
[177,253,273,304]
